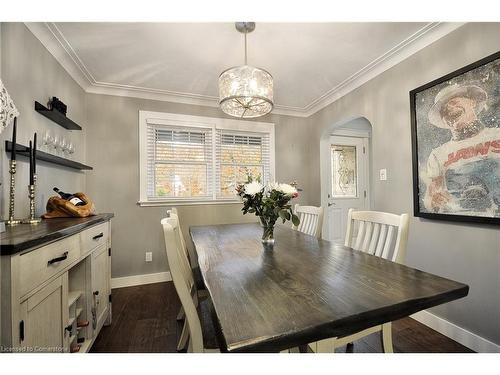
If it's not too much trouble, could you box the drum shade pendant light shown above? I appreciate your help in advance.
[219,22,273,118]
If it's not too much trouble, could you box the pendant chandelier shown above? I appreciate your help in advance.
[219,22,274,118]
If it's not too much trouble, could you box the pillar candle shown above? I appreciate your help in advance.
[29,141,34,185]
[11,117,17,161]
[33,132,37,175]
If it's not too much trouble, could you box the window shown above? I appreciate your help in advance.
[216,130,271,199]
[139,111,274,205]
[331,144,357,198]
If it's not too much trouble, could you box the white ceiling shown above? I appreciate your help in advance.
[27,22,463,116]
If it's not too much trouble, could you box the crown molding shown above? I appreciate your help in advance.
[25,22,93,91]
[302,22,465,117]
[25,22,465,118]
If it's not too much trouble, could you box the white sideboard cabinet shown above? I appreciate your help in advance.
[0,214,113,353]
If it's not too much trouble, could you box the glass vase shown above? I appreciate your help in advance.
[260,217,276,246]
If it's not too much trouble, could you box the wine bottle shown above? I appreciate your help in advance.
[77,320,89,328]
[53,187,85,206]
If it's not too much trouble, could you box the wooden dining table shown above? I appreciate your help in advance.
[189,223,469,353]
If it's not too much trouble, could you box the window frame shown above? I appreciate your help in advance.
[138,111,275,206]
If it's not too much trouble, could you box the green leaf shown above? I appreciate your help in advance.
[291,214,300,227]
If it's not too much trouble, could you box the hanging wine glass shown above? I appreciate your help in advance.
[53,134,60,155]
[43,131,52,153]
[61,137,68,156]
[68,142,75,157]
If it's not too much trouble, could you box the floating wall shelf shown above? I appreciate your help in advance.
[5,141,93,171]
[34,101,82,130]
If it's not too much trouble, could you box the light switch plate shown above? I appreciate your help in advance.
[145,252,153,262]
[379,169,387,181]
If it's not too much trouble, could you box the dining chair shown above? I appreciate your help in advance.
[161,216,219,353]
[167,207,208,324]
[292,204,324,239]
[310,208,409,353]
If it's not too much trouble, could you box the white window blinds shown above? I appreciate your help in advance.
[216,130,271,199]
[147,123,213,200]
[140,112,274,204]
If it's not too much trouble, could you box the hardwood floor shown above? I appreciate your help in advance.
[90,282,473,353]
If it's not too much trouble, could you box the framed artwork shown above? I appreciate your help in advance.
[0,78,19,135]
[410,51,500,225]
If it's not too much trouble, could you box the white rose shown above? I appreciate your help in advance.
[244,181,263,196]
[267,182,280,192]
[278,183,297,195]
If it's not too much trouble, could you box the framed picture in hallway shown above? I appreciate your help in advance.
[410,51,500,225]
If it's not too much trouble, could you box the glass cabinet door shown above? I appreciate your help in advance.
[330,144,358,198]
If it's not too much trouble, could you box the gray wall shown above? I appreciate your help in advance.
[0,23,87,219]
[307,23,500,345]
[85,94,311,278]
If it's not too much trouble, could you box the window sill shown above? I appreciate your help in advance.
[137,200,243,207]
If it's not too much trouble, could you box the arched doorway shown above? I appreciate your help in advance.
[320,116,373,243]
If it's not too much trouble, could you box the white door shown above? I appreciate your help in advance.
[325,135,369,244]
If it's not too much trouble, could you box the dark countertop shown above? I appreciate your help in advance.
[0,213,114,256]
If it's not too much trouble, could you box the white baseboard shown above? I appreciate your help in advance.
[411,310,500,353]
[111,271,172,289]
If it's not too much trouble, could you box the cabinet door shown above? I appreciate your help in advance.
[91,245,109,334]
[19,274,68,352]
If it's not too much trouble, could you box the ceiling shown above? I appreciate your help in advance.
[27,22,463,117]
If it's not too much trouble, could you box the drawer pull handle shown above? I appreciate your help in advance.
[65,324,73,337]
[47,251,69,266]
[92,232,104,240]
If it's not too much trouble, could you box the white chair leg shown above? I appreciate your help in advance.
[176,306,185,321]
[381,322,394,353]
[193,288,199,308]
[197,289,209,298]
[177,320,189,351]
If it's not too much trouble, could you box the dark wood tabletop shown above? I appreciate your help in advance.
[0,213,114,255]
[190,223,469,353]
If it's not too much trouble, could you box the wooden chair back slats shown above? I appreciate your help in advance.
[161,217,204,352]
[345,209,409,264]
[367,223,380,255]
[353,221,365,251]
[168,208,188,258]
[293,204,324,239]
[374,224,388,257]
[382,225,395,260]
[361,221,373,252]
[167,212,194,289]
[167,208,196,291]
[300,214,316,236]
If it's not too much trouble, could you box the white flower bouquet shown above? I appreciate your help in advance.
[236,179,300,244]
